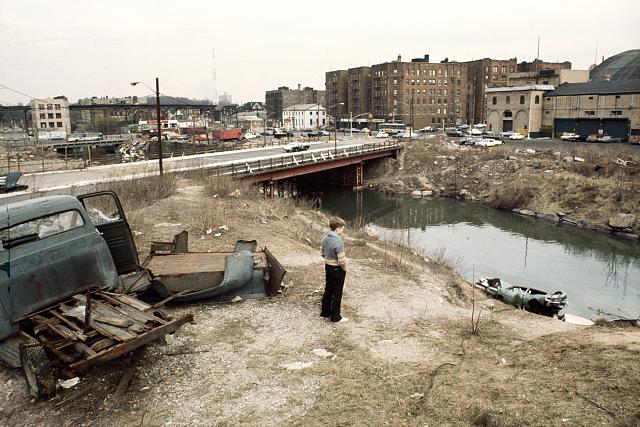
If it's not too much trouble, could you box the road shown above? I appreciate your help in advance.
[502,138,639,153]
[17,138,376,192]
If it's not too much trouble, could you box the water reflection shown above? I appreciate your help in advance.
[323,190,640,319]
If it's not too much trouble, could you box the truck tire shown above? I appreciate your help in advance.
[19,345,56,400]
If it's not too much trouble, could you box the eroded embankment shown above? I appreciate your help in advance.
[368,136,640,238]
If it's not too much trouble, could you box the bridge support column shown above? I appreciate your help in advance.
[354,161,364,191]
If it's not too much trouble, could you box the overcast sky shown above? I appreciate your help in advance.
[1,0,638,105]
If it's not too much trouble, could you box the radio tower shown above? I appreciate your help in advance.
[211,47,218,105]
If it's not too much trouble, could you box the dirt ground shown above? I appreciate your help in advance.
[368,135,640,235]
[1,177,639,427]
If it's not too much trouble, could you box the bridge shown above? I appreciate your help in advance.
[1,139,400,203]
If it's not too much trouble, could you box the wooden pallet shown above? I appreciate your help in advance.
[19,290,193,372]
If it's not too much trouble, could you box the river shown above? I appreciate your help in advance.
[322,190,640,320]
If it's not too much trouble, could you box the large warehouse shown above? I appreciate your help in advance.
[543,49,640,139]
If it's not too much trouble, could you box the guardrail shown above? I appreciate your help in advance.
[0,136,318,175]
[208,140,400,178]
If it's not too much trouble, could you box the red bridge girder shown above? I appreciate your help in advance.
[240,148,397,184]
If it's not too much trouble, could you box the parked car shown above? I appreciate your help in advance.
[376,131,389,138]
[283,142,310,152]
[242,132,258,140]
[475,138,504,147]
[500,130,517,137]
[263,128,274,136]
[459,137,478,146]
[508,133,525,140]
[469,128,484,136]
[560,132,580,141]
[446,130,463,137]
[483,131,504,140]
[629,135,640,145]
[319,130,330,136]
[586,134,621,143]
[419,126,436,132]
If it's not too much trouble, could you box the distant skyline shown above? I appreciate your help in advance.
[1,0,638,105]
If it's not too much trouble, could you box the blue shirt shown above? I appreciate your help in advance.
[321,231,346,269]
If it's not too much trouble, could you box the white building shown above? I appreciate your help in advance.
[30,97,71,139]
[282,103,326,130]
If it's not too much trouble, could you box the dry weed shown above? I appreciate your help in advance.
[487,179,535,210]
[98,174,178,210]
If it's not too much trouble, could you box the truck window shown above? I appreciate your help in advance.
[0,210,85,250]
[82,194,122,225]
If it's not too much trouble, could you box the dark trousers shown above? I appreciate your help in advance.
[321,265,346,322]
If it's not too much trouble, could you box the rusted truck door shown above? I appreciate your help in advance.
[78,191,140,274]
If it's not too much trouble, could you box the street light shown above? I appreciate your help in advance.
[394,97,415,139]
[327,102,344,155]
[131,78,163,176]
[349,112,371,137]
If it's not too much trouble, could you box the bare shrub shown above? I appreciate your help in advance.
[99,174,178,210]
[487,180,535,210]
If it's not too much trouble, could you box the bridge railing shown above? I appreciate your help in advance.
[208,140,400,178]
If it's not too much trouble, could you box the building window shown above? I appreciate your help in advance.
[39,113,45,119]
[48,122,55,127]
[48,113,54,119]
[615,95,621,99]
[535,95,540,104]
[55,104,61,110]
[47,104,53,110]
[38,104,45,110]
[611,110,622,116]
[40,123,46,128]
[501,66,507,73]
[492,97,497,105]
[492,66,498,73]
[585,110,595,116]
[546,111,552,115]
[505,96,510,104]
[588,96,594,100]
[56,122,63,127]
[519,96,525,104]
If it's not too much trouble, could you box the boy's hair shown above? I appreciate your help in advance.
[329,216,346,231]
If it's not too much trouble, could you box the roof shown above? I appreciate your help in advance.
[283,103,325,111]
[546,79,640,97]
[590,49,640,81]
[486,85,555,93]
[0,195,83,228]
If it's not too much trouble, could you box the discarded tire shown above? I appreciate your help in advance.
[19,345,56,400]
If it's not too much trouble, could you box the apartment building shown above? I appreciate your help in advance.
[30,96,71,138]
[464,57,518,125]
[325,70,349,119]
[265,85,325,123]
[348,67,371,118]
[370,55,468,129]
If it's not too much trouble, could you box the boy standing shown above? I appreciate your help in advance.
[320,217,348,323]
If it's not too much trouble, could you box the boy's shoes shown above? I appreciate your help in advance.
[332,317,349,323]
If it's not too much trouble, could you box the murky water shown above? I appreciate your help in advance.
[322,190,640,320]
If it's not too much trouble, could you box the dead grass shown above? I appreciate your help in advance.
[487,179,536,210]
[98,174,178,210]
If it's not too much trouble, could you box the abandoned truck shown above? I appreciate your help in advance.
[0,191,284,399]
[0,193,194,399]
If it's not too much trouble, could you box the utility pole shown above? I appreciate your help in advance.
[155,77,163,176]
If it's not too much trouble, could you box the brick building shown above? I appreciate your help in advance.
[327,55,468,130]
[463,57,518,125]
[325,70,349,120]
[517,59,572,73]
[265,85,325,123]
